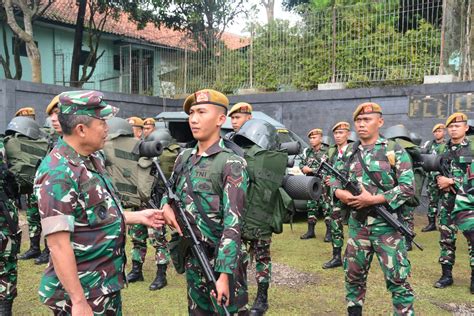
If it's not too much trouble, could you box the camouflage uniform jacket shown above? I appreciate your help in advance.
[453,160,474,230]
[34,137,126,302]
[161,138,248,274]
[299,145,328,174]
[439,137,472,192]
[333,136,415,226]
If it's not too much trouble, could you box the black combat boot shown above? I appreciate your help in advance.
[347,306,362,316]
[300,222,316,240]
[250,282,269,316]
[322,247,342,269]
[19,236,41,260]
[126,261,144,283]
[149,264,168,290]
[406,241,412,252]
[0,299,13,316]
[421,217,436,232]
[34,242,50,265]
[324,220,332,243]
[470,268,474,294]
[434,264,453,288]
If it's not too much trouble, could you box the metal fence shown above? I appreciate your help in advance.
[53,0,470,97]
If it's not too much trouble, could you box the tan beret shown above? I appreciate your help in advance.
[432,123,446,133]
[183,89,229,115]
[15,107,35,117]
[307,128,323,138]
[228,102,253,116]
[353,102,382,120]
[332,121,351,132]
[143,118,156,126]
[127,116,144,127]
[446,112,468,127]
[46,95,60,115]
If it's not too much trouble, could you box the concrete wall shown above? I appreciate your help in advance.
[2,79,474,145]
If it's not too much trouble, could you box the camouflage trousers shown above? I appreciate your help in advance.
[186,246,248,315]
[26,193,42,238]
[402,206,415,233]
[426,178,440,219]
[45,290,122,315]
[307,188,330,224]
[248,238,271,284]
[329,204,344,248]
[344,219,414,315]
[453,211,474,268]
[0,199,20,301]
[128,223,170,265]
[438,191,458,266]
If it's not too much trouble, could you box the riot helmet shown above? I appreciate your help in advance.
[146,128,173,147]
[107,117,133,139]
[383,124,411,141]
[409,132,422,146]
[5,116,42,140]
[233,119,279,150]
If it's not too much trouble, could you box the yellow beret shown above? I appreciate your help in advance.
[143,118,156,126]
[446,112,468,127]
[15,107,35,117]
[127,116,144,127]
[307,128,323,137]
[228,102,253,116]
[46,95,60,115]
[332,121,351,132]
[353,102,382,120]
[432,123,446,133]
[183,89,229,115]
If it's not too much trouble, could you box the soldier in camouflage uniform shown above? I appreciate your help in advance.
[21,96,63,265]
[161,89,249,315]
[333,102,415,315]
[127,116,144,140]
[0,138,21,315]
[34,90,163,314]
[421,123,446,232]
[126,117,170,291]
[453,154,474,294]
[433,113,471,289]
[299,128,328,239]
[322,121,351,269]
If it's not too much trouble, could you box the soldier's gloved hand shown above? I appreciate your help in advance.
[212,273,230,307]
[161,203,182,236]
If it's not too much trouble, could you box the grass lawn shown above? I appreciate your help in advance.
[14,214,473,315]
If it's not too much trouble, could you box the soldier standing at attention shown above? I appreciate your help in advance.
[300,128,328,239]
[161,89,249,315]
[322,121,351,269]
[421,123,446,232]
[433,113,471,289]
[127,116,144,140]
[0,136,21,315]
[34,90,163,314]
[143,117,156,139]
[334,102,415,315]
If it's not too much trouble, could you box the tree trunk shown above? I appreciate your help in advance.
[70,0,87,87]
[264,0,275,23]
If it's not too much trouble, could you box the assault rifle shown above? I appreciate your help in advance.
[148,159,231,316]
[315,158,424,251]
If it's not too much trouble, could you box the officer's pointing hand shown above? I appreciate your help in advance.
[161,204,182,236]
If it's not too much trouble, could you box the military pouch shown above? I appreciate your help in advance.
[168,231,191,274]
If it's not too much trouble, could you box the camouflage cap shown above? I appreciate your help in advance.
[15,107,35,117]
[307,128,323,138]
[228,102,253,116]
[446,112,468,127]
[59,90,118,119]
[353,102,382,120]
[143,117,156,126]
[46,95,60,115]
[183,89,229,114]
[127,116,144,127]
[432,123,446,133]
[332,121,351,132]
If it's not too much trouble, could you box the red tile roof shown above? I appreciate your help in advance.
[41,0,250,51]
